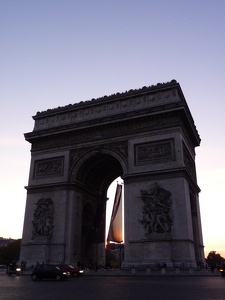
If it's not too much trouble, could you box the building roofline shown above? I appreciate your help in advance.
[34,79,179,119]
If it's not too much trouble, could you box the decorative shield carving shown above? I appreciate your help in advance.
[32,198,54,240]
[139,183,172,234]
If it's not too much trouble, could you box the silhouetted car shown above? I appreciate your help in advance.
[31,264,69,281]
[219,263,225,277]
[0,264,7,270]
[8,262,21,276]
[56,264,84,277]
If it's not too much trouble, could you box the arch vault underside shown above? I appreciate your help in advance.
[20,80,205,268]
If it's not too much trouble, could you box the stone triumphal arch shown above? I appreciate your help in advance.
[20,80,205,267]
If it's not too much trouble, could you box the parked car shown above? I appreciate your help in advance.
[56,264,84,277]
[31,264,69,281]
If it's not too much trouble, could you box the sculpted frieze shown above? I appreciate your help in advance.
[135,139,174,165]
[33,157,64,178]
[32,198,54,240]
[139,183,173,235]
[34,90,178,130]
[33,82,180,131]
[136,115,180,130]
[31,114,180,151]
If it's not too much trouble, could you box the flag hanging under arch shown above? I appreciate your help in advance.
[107,183,123,243]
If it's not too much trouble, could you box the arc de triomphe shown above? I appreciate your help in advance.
[20,80,205,267]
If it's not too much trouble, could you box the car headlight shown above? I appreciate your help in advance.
[63,272,70,276]
[79,270,84,274]
[16,268,21,272]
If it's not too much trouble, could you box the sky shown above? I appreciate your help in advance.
[1,0,225,259]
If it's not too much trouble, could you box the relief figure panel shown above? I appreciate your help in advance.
[139,183,173,235]
[33,156,64,178]
[135,139,175,165]
[32,198,54,240]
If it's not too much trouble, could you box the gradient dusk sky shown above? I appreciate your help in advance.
[1,1,225,258]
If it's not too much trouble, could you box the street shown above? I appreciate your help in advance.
[0,272,225,300]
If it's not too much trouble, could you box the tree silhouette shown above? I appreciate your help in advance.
[206,251,224,267]
[0,239,21,265]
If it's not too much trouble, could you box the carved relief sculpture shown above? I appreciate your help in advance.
[135,139,174,165]
[139,183,172,234]
[32,198,54,240]
[33,157,64,178]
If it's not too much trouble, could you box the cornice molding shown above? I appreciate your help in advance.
[31,80,183,132]
[35,80,179,117]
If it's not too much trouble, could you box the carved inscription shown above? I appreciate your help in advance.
[32,198,54,240]
[33,157,64,178]
[139,183,172,234]
[135,140,174,165]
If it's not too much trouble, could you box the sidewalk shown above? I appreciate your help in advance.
[1,265,221,278]
[82,267,221,277]
[21,267,221,277]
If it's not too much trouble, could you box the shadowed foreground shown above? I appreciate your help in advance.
[1,270,224,300]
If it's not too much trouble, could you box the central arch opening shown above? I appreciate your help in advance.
[75,153,124,267]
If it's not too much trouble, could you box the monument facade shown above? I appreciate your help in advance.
[20,80,205,267]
